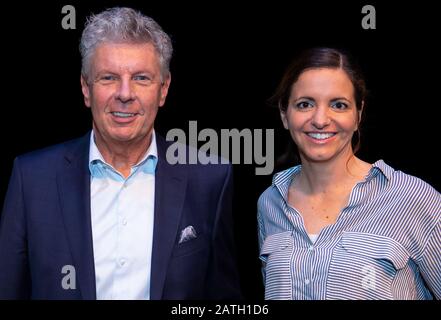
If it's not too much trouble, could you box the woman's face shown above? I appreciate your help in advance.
[281,68,361,164]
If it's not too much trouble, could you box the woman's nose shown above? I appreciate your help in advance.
[311,106,331,129]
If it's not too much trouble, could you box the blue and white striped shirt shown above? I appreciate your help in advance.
[258,160,441,300]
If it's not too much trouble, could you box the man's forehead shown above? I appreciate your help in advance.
[93,42,158,58]
[91,42,161,72]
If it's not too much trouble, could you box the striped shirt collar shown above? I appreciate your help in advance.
[272,159,394,199]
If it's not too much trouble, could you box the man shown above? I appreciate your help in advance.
[0,7,241,299]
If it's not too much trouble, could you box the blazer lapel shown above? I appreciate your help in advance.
[57,132,96,299]
[150,135,187,299]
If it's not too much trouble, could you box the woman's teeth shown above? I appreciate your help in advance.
[307,132,336,140]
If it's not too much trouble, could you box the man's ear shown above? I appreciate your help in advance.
[280,109,289,130]
[80,74,91,108]
[158,73,171,107]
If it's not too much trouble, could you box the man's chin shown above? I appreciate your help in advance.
[105,129,137,142]
[107,128,150,144]
[110,134,137,143]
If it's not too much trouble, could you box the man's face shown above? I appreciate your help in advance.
[81,42,170,144]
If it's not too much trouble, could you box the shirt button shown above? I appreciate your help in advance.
[119,259,126,267]
[122,219,127,226]
[305,279,310,285]
[309,246,314,251]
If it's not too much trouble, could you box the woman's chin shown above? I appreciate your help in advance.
[301,152,334,163]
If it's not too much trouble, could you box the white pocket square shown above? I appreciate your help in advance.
[179,225,197,244]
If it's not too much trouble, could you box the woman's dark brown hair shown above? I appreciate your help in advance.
[270,47,368,165]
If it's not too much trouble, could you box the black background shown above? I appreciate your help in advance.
[0,0,440,300]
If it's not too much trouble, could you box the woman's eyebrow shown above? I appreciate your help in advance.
[330,97,351,103]
[293,96,315,102]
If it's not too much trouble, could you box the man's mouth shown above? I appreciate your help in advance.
[111,111,137,118]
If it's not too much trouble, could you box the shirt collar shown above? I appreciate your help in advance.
[272,165,302,200]
[88,130,158,177]
[369,159,394,181]
[271,159,394,199]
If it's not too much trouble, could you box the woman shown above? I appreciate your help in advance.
[258,47,440,300]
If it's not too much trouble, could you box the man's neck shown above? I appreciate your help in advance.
[93,129,153,178]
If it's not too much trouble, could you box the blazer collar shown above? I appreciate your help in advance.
[150,134,188,299]
[58,131,96,299]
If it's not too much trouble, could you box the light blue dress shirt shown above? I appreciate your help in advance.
[89,130,158,300]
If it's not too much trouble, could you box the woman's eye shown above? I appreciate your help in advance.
[296,101,312,109]
[332,102,348,110]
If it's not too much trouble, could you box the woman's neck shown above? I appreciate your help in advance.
[296,150,371,195]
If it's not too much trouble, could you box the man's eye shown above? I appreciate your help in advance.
[100,75,117,81]
[134,75,152,82]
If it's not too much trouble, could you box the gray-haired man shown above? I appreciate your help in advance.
[0,7,241,300]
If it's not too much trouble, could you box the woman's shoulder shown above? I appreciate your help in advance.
[376,160,439,194]
[374,160,440,217]
[257,165,301,208]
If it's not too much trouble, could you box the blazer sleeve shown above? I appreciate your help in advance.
[0,158,31,299]
[204,164,242,299]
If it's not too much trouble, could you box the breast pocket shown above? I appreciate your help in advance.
[259,231,294,300]
[327,232,410,300]
[172,234,209,258]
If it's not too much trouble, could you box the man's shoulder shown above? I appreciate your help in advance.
[157,134,232,181]
[15,133,90,169]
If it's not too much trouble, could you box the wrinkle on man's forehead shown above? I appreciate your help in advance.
[91,42,161,75]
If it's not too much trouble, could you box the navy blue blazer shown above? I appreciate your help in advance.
[0,132,241,299]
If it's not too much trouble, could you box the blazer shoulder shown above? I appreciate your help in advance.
[157,133,232,179]
[14,133,90,171]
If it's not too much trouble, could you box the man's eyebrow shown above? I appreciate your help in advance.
[95,70,117,76]
[96,69,155,75]
[131,69,155,75]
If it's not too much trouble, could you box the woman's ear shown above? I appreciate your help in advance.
[355,101,364,131]
[280,109,289,130]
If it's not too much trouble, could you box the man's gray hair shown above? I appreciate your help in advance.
[80,7,173,81]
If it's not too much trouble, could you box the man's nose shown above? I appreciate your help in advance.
[311,106,331,129]
[116,78,135,103]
